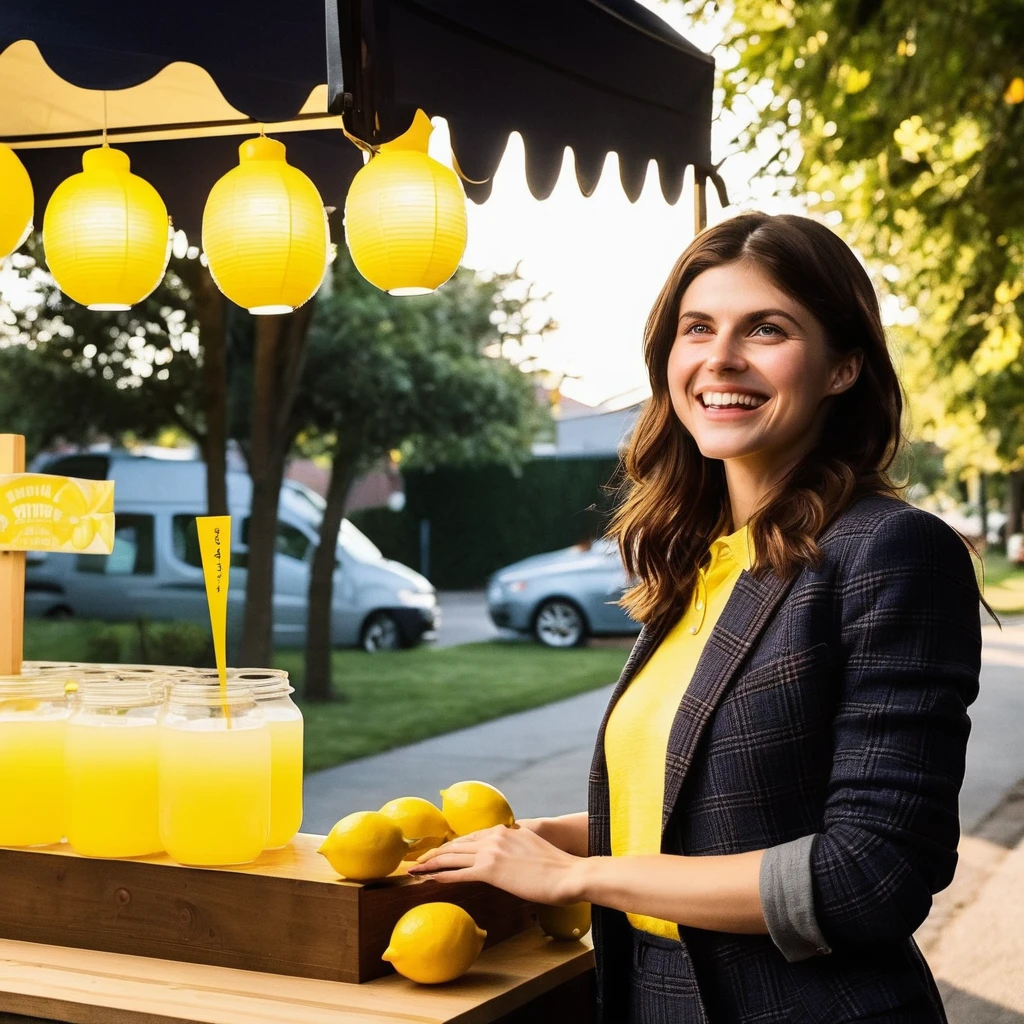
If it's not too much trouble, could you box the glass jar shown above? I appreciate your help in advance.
[65,676,164,858]
[232,669,304,849]
[0,674,68,846]
[158,681,271,866]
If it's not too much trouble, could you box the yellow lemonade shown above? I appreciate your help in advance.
[266,715,304,849]
[0,716,66,846]
[65,719,161,857]
[159,718,271,865]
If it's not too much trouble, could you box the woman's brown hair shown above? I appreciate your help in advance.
[610,211,993,632]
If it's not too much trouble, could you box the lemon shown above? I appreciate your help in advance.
[440,780,515,836]
[378,796,451,859]
[317,811,410,882]
[537,901,592,940]
[382,902,487,984]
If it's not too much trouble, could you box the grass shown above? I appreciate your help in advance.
[23,621,630,774]
[980,550,1024,616]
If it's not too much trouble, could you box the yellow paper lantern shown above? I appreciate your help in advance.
[345,110,467,295]
[0,143,34,260]
[42,146,170,311]
[202,136,329,315]
[41,146,169,309]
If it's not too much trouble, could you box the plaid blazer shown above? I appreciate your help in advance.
[588,494,982,1023]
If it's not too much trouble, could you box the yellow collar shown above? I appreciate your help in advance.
[707,523,753,572]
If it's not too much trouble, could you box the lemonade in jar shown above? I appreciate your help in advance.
[0,674,68,846]
[231,669,303,849]
[158,681,270,865]
[65,676,163,858]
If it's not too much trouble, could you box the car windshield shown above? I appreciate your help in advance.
[339,519,383,562]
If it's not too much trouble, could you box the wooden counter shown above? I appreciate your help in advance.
[0,929,596,1023]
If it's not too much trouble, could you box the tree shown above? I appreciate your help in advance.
[674,0,1024,523]
[295,249,550,701]
[0,237,231,515]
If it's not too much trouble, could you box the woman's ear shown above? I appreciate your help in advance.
[829,349,864,396]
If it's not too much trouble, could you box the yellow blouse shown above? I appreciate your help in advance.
[604,523,754,937]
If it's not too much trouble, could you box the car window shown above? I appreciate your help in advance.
[77,514,154,576]
[172,515,203,568]
[238,517,312,563]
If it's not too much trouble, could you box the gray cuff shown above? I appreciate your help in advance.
[759,834,833,962]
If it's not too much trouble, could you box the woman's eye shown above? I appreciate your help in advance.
[754,323,784,337]
[685,323,711,335]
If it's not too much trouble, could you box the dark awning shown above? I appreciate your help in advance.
[0,0,716,237]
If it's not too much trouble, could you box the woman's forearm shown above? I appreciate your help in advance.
[571,850,769,935]
[519,811,589,857]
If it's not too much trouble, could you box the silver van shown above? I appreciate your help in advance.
[25,452,438,652]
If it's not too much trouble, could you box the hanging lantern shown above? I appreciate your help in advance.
[345,109,467,295]
[42,146,171,311]
[0,143,34,261]
[202,136,329,315]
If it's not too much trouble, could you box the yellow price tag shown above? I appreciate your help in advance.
[196,516,231,690]
[0,474,115,554]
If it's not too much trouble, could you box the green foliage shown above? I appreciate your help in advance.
[350,457,621,588]
[295,249,551,477]
[139,620,216,669]
[0,236,208,460]
[674,0,1024,473]
[83,624,125,664]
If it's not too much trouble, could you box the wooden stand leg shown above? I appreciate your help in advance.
[0,434,26,675]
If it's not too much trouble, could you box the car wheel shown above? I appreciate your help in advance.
[533,598,587,648]
[361,611,403,653]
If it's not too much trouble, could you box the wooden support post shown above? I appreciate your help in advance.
[0,434,25,675]
[694,171,708,233]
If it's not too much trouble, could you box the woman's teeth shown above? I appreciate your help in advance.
[700,392,767,408]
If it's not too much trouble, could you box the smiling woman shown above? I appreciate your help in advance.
[409,213,989,1024]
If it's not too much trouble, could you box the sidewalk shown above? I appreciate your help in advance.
[917,779,1024,1022]
[301,683,614,833]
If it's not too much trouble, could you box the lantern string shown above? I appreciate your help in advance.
[102,92,108,147]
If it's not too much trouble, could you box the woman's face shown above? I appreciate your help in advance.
[667,260,859,471]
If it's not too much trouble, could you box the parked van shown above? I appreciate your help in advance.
[25,452,438,652]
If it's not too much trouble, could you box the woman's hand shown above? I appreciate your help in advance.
[406,824,586,906]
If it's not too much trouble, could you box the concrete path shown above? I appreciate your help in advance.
[301,684,613,832]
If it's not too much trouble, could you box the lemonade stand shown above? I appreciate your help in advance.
[0,434,596,1022]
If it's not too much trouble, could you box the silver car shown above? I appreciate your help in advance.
[486,539,640,647]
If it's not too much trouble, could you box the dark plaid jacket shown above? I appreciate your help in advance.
[588,494,982,1023]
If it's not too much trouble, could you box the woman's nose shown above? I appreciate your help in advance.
[704,330,747,372]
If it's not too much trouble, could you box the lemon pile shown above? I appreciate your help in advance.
[317,780,517,882]
[317,781,517,985]
[537,901,592,940]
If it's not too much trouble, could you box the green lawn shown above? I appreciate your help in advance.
[980,551,1024,615]
[23,621,630,774]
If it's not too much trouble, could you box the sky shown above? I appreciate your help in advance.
[431,0,810,409]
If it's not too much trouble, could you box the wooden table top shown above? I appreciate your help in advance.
[0,928,595,1024]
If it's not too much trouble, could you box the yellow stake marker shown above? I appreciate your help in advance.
[196,516,232,723]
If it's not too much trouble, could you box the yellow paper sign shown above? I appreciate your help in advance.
[196,515,231,687]
[0,474,115,554]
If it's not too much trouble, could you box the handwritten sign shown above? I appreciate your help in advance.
[0,473,115,554]
[196,515,231,690]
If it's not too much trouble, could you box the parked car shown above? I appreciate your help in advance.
[26,452,438,652]
[486,539,640,648]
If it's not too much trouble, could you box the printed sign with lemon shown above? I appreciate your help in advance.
[0,474,114,554]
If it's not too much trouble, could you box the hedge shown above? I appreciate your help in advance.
[349,456,622,589]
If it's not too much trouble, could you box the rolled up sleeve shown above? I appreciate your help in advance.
[808,509,981,951]
[760,834,832,961]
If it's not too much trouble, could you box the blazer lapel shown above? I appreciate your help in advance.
[659,567,796,835]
